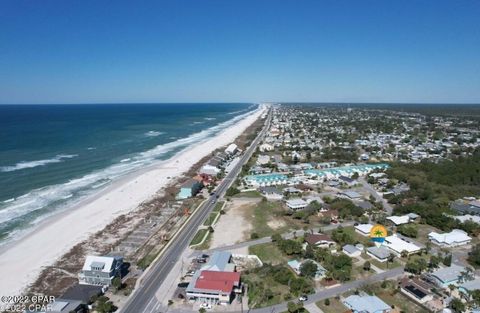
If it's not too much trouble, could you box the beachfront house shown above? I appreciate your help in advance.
[225,143,238,155]
[78,255,123,286]
[177,179,203,200]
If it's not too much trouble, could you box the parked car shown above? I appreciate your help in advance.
[299,295,308,301]
[200,303,212,309]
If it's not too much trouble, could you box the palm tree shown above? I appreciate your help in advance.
[387,253,395,269]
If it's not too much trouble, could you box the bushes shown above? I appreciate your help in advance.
[397,224,418,238]
[225,187,240,197]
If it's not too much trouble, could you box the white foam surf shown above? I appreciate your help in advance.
[0,154,78,173]
[0,105,260,240]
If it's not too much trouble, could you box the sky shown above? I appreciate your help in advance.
[0,0,479,104]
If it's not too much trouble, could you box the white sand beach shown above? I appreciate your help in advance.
[0,105,265,297]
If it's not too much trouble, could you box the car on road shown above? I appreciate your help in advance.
[299,295,308,301]
[200,303,212,309]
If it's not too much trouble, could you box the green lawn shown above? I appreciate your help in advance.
[377,290,429,313]
[190,229,209,246]
[245,200,297,238]
[213,201,225,212]
[415,223,441,245]
[203,212,219,226]
[249,243,288,265]
[316,298,347,313]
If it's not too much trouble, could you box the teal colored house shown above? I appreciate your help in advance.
[177,179,203,200]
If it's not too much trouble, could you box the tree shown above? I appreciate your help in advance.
[428,255,441,269]
[199,309,207,313]
[304,244,315,259]
[468,244,480,267]
[397,224,418,238]
[363,261,371,272]
[405,258,428,275]
[450,298,465,313]
[271,233,282,242]
[96,296,117,313]
[225,187,240,197]
[324,298,330,306]
[300,260,318,278]
[287,302,297,313]
[443,254,452,267]
[387,253,395,269]
[112,277,122,291]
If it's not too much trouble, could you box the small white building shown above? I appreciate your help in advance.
[225,143,238,155]
[383,234,422,256]
[342,244,362,258]
[200,164,221,176]
[428,229,472,247]
[355,223,374,236]
[286,198,308,210]
[386,213,419,226]
[256,155,271,165]
[259,143,274,152]
[386,215,410,226]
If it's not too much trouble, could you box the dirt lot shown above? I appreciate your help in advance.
[209,198,258,248]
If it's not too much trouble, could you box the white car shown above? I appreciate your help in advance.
[298,295,308,301]
[200,303,212,310]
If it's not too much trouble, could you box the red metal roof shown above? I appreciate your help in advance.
[195,270,240,293]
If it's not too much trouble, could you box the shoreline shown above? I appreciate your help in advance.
[0,105,265,297]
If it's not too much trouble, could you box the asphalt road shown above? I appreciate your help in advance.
[358,177,394,214]
[120,107,271,313]
[161,266,405,313]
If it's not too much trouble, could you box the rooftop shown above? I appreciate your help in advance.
[343,294,391,313]
[430,264,465,283]
[428,229,472,245]
[194,270,240,293]
[384,234,421,253]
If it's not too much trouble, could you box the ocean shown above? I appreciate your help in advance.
[0,103,257,243]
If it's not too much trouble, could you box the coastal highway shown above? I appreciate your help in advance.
[120,106,271,313]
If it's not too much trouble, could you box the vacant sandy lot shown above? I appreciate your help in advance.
[209,198,259,248]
